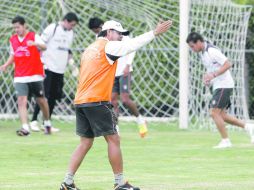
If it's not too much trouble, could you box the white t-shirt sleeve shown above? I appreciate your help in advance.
[41,23,55,43]
[9,34,45,55]
[35,34,46,45]
[126,51,135,66]
[105,31,155,64]
[10,43,14,55]
[208,48,228,65]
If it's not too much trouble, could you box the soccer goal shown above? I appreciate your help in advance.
[0,0,251,129]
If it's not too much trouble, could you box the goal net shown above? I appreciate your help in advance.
[0,0,251,128]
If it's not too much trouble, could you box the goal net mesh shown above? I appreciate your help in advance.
[0,0,251,128]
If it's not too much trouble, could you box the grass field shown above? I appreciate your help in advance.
[0,120,254,190]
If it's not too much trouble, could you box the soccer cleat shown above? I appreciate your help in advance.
[114,182,140,190]
[16,128,30,136]
[138,122,148,138]
[60,182,80,190]
[30,120,40,132]
[245,123,254,144]
[213,139,232,149]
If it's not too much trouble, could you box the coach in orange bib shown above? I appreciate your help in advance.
[60,19,172,190]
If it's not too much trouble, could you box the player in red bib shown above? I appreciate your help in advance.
[0,16,52,136]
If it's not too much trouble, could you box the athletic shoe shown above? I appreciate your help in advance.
[16,128,30,136]
[60,182,80,190]
[114,182,140,190]
[251,136,254,144]
[40,125,60,133]
[51,127,60,132]
[213,139,232,149]
[138,122,148,138]
[29,120,40,132]
[245,123,254,144]
[44,125,51,135]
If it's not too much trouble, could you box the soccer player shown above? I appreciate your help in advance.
[0,16,52,136]
[30,12,79,132]
[88,17,104,35]
[186,32,254,148]
[59,19,172,190]
[88,17,148,138]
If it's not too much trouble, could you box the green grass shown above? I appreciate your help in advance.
[0,120,254,190]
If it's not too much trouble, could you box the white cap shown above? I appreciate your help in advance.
[102,20,129,34]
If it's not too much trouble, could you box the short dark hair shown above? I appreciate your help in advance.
[88,17,104,29]
[12,16,25,25]
[186,32,204,43]
[97,30,107,37]
[63,12,79,23]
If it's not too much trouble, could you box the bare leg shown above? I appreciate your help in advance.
[104,134,123,174]
[210,108,228,139]
[68,137,94,174]
[17,96,28,124]
[36,97,50,120]
[221,111,245,128]
[111,92,120,117]
[121,93,139,117]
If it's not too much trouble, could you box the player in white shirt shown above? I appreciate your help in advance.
[30,12,79,132]
[88,17,148,138]
[186,32,254,148]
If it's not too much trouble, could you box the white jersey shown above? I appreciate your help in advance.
[40,22,74,74]
[201,42,234,91]
[115,36,135,77]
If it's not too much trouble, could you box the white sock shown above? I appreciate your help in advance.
[114,173,124,186]
[44,120,51,127]
[64,172,74,185]
[244,123,250,131]
[222,138,230,143]
[137,115,145,125]
[22,123,29,131]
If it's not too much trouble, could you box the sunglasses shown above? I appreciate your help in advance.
[110,29,122,35]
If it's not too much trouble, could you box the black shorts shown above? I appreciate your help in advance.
[75,103,118,138]
[14,81,45,97]
[44,69,64,100]
[210,88,232,109]
[112,74,131,94]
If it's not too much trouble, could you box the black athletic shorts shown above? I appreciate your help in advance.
[112,74,131,94]
[210,88,233,109]
[75,102,118,138]
[44,69,64,100]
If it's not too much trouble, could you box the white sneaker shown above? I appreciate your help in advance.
[30,121,40,132]
[213,139,232,149]
[245,123,254,144]
[42,125,60,133]
[51,127,60,132]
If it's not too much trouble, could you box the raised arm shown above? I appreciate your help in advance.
[105,19,173,64]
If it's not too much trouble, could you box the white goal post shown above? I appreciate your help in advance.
[179,0,190,129]
[0,0,251,129]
